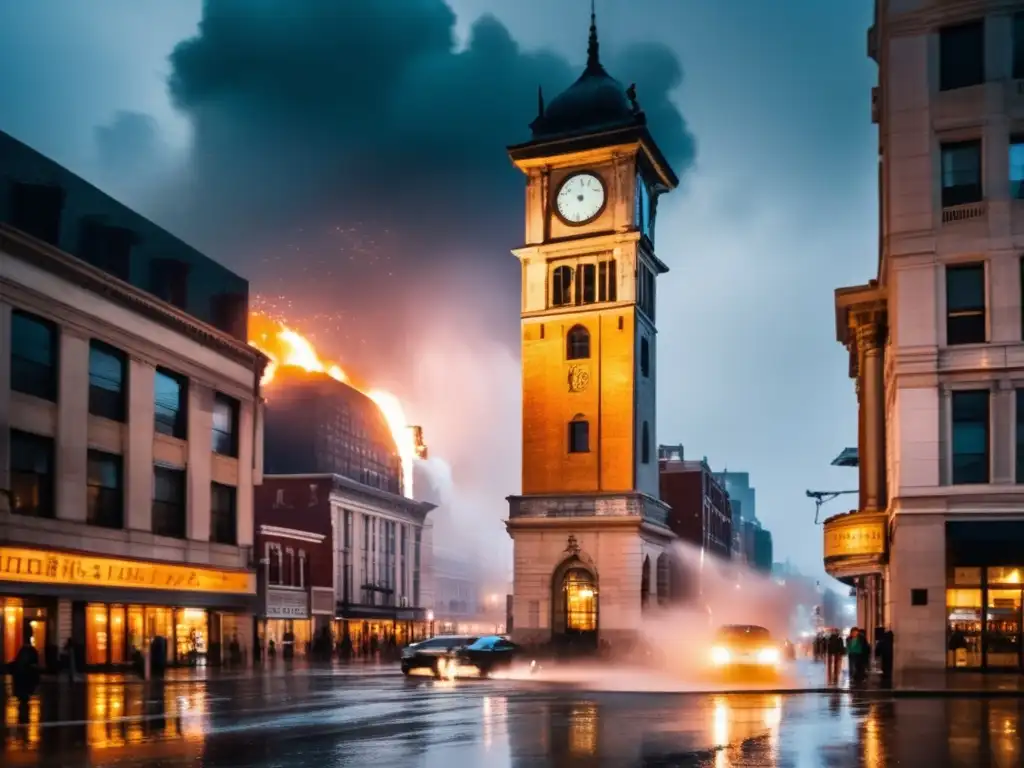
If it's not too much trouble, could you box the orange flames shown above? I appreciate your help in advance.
[249,313,417,497]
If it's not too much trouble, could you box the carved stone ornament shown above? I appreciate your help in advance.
[565,534,581,556]
[568,365,591,393]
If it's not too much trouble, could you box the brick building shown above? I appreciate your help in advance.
[657,446,733,560]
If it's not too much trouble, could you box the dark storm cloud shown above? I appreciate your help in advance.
[150,0,694,363]
[95,111,163,178]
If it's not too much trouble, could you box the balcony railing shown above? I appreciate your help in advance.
[508,494,668,527]
[942,201,986,224]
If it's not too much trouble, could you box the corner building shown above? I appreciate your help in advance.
[828,1,1024,675]
[0,130,265,670]
[506,14,679,648]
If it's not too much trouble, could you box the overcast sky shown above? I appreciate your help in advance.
[0,0,876,581]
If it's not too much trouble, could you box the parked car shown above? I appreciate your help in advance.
[456,635,520,678]
[400,635,477,677]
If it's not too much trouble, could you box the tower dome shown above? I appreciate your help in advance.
[529,6,644,140]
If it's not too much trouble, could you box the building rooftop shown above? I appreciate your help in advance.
[0,129,249,341]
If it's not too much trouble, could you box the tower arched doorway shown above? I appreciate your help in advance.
[552,564,599,647]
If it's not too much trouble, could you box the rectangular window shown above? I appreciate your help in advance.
[1014,13,1024,80]
[87,450,123,529]
[77,219,135,282]
[413,527,422,607]
[1011,137,1024,200]
[951,390,990,485]
[210,482,237,545]
[149,258,190,309]
[88,340,127,421]
[939,21,985,91]
[9,182,65,245]
[11,309,58,401]
[597,259,617,302]
[551,266,572,306]
[568,420,590,453]
[940,141,983,207]
[946,262,986,345]
[576,263,597,304]
[152,466,187,538]
[212,393,239,457]
[9,429,54,518]
[154,368,188,439]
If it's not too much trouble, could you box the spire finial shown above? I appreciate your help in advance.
[587,0,601,72]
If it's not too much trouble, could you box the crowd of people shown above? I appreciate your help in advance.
[812,626,894,685]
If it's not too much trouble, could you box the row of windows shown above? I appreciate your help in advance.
[9,429,238,543]
[939,138,1024,207]
[567,417,651,462]
[564,325,651,376]
[950,389,1024,485]
[943,259,1024,345]
[938,16,1024,92]
[11,308,240,455]
[265,543,308,588]
[550,260,617,308]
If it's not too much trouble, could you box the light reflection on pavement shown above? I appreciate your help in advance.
[1,666,1022,766]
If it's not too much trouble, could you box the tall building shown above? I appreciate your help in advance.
[0,129,266,670]
[263,368,402,495]
[717,471,756,524]
[658,448,733,560]
[505,10,679,648]
[827,2,1024,674]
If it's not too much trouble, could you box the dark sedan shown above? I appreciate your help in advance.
[400,635,477,677]
[456,635,520,678]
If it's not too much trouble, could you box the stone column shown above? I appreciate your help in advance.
[0,301,10,513]
[56,331,89,523]
[187,383,213,542]
[236,399,255,548]
[125,359,155,531]
[857,318,886,511]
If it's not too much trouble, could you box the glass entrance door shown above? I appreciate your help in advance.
[984,589,1022,669]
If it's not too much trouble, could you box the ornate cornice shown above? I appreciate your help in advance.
[1,224,267,374]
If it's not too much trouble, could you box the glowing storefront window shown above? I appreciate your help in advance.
[175,608,208,663]
[947,588,982,668]
[86,604,108,665]
[564,569,597,632]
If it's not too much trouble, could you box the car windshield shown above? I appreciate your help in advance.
[466,636,507,651]
[716,625,771,641]
[415,636,476,649]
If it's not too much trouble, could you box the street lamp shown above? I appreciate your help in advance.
[426,610,435,638]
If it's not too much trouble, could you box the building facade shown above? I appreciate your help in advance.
[506,13,679,649]
[0,130,265,670]
[658,448,733,560]
[263,368,402,495]
[254,476,335,658]
[827,1,1024,674]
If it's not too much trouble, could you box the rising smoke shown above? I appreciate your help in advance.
[96,0,696,575]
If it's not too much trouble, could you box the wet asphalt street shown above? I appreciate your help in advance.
[1,664,1023,767]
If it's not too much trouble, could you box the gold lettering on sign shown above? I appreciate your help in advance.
[824,521,886,559]
[0,546,254,594]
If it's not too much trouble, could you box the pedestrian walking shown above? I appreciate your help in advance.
[825,628,845,685]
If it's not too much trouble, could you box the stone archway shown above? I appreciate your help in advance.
[551,554,599,646]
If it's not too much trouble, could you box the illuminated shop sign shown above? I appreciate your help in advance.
[0,546,255,594]
[823,517,886,560]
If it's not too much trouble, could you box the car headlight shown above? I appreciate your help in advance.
[757,648,780,665]
[710,646,730,666]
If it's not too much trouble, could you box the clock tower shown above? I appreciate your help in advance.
[505,8,679,649]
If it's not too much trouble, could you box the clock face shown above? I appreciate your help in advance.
[555,172,606,225]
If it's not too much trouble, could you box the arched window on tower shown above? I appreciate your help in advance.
[568,415,590,453]
[640,337,650,377]
[642,421,650,464]
[567,325,590,360]
[551,265,574,306]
